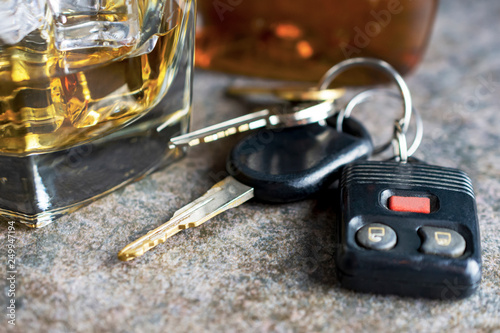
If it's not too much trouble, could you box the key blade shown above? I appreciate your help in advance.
[117,177,254,261]
[168,109,271,149]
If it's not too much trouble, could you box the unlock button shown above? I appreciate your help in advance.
[356,223,397,251]
[419,227,466,258]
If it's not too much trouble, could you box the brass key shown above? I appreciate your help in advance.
[118,177,253,261]
[226,86,345,102]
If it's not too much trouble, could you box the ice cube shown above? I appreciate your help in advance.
[0,0,46,45]
[47,0,140,51]
[129,35,158,57]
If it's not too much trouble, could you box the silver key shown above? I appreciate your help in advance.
[168,100,337,149]
[118,176,253,261]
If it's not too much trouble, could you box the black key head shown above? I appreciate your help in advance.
[227,117,373,203]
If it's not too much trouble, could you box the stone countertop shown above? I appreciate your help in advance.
[1,0,500,332]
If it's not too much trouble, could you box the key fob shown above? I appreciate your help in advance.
[337,160,481,299]
[228,116,373,203]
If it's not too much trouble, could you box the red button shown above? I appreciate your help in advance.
[388,196,431,214]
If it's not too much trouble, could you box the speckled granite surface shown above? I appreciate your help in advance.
[1,1,500,332]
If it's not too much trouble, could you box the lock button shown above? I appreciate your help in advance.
[388,195,431,214]
[356,223,397,251]
[419,226,466,258]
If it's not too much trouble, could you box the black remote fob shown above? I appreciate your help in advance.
[336,160,481,299]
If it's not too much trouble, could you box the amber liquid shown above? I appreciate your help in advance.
[196,0,438,83]
[0,4,183,155]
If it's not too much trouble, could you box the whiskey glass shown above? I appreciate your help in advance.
[0,0,196,227]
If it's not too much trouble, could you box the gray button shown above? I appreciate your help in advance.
[419,227,466,258]
[356,223,397,251]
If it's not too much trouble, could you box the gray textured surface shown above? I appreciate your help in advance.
[1,0,500,332]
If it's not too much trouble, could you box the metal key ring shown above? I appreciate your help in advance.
[317,57,413,135]
[337,88,423,157]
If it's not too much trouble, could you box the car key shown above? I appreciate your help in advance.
[336,159,482,299]
[118,117,373,261]
[168,100,338,149]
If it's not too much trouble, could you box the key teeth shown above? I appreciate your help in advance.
[118,250,136,262]
[117,224,181,261]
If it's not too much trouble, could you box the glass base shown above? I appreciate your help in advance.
[0,106,189,228]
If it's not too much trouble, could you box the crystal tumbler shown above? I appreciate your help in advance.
[0,0,196,227]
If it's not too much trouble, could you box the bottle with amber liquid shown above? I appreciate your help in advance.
[196,0,439,84]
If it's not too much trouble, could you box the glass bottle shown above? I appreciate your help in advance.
[196,0,438,84]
